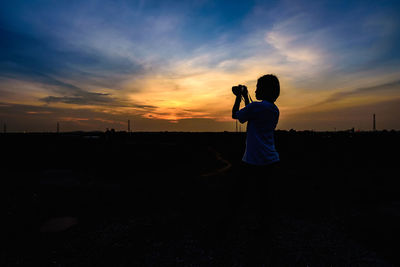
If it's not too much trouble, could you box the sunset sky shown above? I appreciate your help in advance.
[1,0,400,132]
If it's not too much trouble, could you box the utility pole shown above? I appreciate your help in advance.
[3,123,6,133]
[373,114,376,131]
[57,122,60,133]
[128,120,130,133]
[235,120,238,133]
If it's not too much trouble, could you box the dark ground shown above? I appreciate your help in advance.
[2,130,400,266]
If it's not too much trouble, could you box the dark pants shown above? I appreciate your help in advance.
[216,161,280,241]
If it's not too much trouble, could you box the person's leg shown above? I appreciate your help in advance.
[257,163,280,244]
[214,162,252,240]
[239,164,277,265]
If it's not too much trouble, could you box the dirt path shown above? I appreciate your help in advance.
[201,146,232,177]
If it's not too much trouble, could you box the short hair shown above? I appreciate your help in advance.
[257,74,280,102]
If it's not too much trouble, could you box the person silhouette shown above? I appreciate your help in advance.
[217,74,281,259]
[232,74,280,165]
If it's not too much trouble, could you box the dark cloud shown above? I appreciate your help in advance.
[1,68,89,96]
[0,27,152,108]
[133,104,158,109]
[39,94,158,110]
[0,26,155,112]
[40,93,112,105]
[314,79,400,106]
[0,27,144,90]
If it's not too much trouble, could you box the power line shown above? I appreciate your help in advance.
[373,114,376,131]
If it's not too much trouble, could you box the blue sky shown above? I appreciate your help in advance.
[1,0,400,131]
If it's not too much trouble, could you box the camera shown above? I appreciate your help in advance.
[232,84,247,96]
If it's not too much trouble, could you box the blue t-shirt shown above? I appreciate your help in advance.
[235,100,280,165]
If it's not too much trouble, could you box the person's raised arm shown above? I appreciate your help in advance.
[242,87,250,106]
[232,94,241,119]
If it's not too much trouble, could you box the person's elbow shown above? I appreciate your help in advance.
[232,111,239,120]
[238,118,247,124]
[233,114,247,123]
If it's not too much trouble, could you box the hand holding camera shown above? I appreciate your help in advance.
[232,83,252,116]
[232,84,248,96]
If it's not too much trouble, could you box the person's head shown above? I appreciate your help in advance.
[255,74,280,102]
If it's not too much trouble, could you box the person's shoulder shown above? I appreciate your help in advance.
[260,100,277,109]
[260,101,279,115]
[246,101,278,113]
[249,101,267,107]
[242,101,259,110]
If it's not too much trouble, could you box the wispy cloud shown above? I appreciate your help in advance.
[314,79,400,106]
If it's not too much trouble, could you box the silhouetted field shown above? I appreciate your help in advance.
[2,131,400,266]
